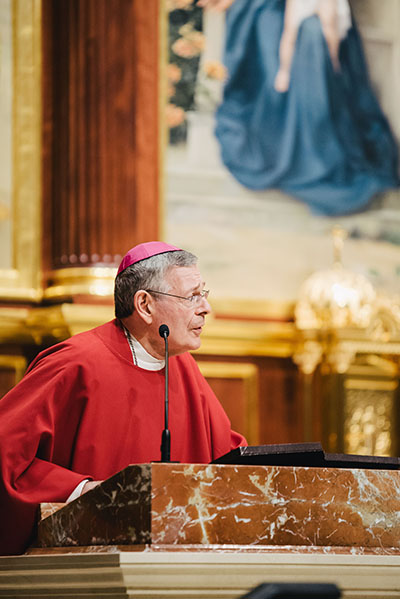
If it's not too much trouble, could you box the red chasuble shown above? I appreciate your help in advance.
[0,320,246,555]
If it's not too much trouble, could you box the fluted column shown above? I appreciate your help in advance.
[42,0,162,298]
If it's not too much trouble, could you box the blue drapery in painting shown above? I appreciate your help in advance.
[215,0,399,215]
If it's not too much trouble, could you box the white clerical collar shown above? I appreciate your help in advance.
[123,326,165,371]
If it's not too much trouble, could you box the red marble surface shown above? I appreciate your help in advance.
[151,464,400,549]
[36,463,400,552]
[37,464,152,547]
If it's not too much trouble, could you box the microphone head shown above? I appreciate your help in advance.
[159,324,170,338]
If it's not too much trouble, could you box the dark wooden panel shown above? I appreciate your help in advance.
[197,361,259,444]
[209,378,248,438]
[257,357,304,444]
[195,355,306,446]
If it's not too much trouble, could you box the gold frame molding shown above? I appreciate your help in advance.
[0,0,42,301]
[43,267,117,301]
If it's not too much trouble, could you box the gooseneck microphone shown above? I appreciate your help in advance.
[159,324,170,462]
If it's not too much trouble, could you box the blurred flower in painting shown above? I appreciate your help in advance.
[172,30,205,58]
[167,82,176,98]
[202,60,227,81]
[167,1,203,143]
[172,37,199,58]
[190,60,227,112]
[166,103,187,128]
[188,30,206,52]
[167,63,182,83]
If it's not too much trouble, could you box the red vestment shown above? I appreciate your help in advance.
[0,320,246,555]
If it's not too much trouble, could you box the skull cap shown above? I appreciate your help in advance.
[117,241,182,275]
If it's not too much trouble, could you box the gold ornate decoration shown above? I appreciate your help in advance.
[292,340,323,375]
[293,227,400,456]
[295,227,376,331]
[344,382,397,456]
[366,292,400,343]
[293,226,400,375]
[43,267,117,300]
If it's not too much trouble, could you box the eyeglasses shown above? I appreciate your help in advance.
[146,289,210,305]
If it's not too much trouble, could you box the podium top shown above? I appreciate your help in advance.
[212,442,400,470]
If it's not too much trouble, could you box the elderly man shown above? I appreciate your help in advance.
[0,242,247,555]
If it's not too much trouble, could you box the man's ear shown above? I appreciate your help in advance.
[133,290,154,324]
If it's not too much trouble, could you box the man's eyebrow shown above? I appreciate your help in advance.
[188,281,205,293]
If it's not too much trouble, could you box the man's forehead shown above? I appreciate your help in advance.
[166,265,203,288]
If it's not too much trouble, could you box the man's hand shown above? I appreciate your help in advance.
[81,480,103,495]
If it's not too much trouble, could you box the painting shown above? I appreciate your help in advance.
[164,0,400,318]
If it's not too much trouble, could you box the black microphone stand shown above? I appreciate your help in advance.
[159,324,170,462]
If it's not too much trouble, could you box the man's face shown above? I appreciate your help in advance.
[150,265,211,357]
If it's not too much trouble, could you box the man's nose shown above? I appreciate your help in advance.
[197,297,212,315]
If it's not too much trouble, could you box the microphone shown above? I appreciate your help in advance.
[159,324,170,462]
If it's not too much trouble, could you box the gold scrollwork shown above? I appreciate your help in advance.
[344,381,398,456]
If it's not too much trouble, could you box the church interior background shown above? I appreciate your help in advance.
[0,0,400,458]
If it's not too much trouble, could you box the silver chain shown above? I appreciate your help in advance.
[123,326,138,366]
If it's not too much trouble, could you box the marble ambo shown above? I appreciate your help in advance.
[36,463,400,551]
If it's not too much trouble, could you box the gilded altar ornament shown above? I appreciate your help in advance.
[294,227,400,454]
[366,292,400,343]
[295,227,376,331]
[344,385,395,456]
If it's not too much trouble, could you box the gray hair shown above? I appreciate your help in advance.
[114,249,197,318]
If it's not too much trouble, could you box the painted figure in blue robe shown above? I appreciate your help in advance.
[211,0,399,216]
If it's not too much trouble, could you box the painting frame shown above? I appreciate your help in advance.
[0,0,42,302]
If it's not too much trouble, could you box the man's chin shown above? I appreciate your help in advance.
[188,335,202,352]
[170,338,201,356]
[191,337,202,351]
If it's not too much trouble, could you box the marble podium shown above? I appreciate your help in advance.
[36,462,400,553]
[2,463,400,599]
